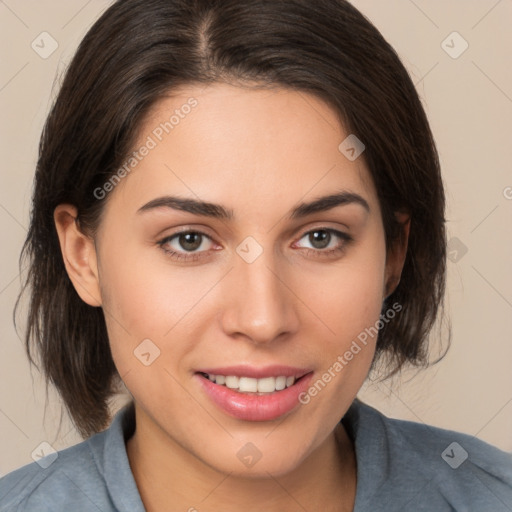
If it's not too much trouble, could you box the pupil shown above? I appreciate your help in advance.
[310,230,330,249]
[180,233,202,251]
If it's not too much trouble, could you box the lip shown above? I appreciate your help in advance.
[195,365,311,379]
[194,369,314,422]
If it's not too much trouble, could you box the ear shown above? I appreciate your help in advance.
[54,204,102,307]
[383,211,411,300]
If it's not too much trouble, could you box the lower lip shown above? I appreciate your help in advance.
[195,372,314,422]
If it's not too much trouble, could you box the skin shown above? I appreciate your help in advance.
[54,82,409,512]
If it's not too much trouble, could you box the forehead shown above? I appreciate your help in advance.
[106,82,378,218]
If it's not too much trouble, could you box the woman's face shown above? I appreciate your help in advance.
[76,83,403,476]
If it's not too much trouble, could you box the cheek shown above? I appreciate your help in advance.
[302,231,387,346]
[96,239,222,371]
[295,227,387,411]
[95,238,167,370]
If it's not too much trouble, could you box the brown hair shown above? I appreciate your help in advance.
[16,0,448,438]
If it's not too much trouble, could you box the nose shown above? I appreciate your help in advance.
[219,251,300,345]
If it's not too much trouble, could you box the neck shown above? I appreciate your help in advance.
[126,405,356,512]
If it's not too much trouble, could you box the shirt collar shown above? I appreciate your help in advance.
[92,401,145,511]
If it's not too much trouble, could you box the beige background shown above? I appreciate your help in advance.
[1,0,511,475]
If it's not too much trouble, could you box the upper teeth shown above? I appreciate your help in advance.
[205,374,296,393]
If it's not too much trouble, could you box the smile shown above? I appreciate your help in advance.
[199,373,297,394]
[194,367,314,421]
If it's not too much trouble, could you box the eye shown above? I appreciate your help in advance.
[294,228,353,257]
[158,230,215,261]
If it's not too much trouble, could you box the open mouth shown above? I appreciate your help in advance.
[197,371,309,395]
[194,366,314,421]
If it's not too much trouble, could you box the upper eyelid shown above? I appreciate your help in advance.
[296,225,348,238]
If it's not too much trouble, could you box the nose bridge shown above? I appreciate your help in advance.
[221,244,299,344]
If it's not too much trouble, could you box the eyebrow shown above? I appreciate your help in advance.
[137,191,370,220]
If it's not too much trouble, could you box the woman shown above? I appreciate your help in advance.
[1,0,511,510]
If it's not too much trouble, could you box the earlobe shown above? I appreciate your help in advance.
[384,211,411,299]
[54,204,102,307]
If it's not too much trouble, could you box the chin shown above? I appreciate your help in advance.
[192,429,315,479]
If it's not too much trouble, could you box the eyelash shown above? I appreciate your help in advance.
[157,228,354,262]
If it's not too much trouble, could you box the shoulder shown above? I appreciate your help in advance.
[346,399,512,511]
[0,435,108,510]
[0,402,143,512]
[0,431,113,511]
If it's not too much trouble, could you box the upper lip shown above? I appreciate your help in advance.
[195,365,312,379]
